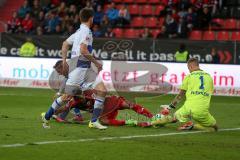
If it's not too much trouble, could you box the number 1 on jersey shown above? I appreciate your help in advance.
[199,76,204,89]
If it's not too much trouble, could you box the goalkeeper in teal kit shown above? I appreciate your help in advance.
[153,58,218,131]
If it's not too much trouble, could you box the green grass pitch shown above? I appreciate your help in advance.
[0,87,240,160]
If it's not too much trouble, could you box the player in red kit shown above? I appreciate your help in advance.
[54,90,154,127]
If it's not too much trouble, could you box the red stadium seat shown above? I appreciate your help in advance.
[211,18,224,29]
[141,5,153,16]
[159,17,165,26]
[145,17,157,28]
[231,32,240,41]
[123,0,134,3]
[116,5,122,10]
[202,31,215,40]
[124,29,139,38]
[136,0,147,3]
[113,28,123,38]
[189,30,202,40]
[113,0,122,2]
[129,4,140,15]
[155,5,165,15]
[152,29,161,38]
[216,31,229,41]
[149,0,160,4]
[224,19,237,29]
[190,0,197,4]
[131,17,144,27]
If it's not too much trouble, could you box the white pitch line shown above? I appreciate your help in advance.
[1,127,240,148]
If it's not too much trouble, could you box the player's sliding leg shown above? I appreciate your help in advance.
[118,98,154,118]
[131,104,154,118]
[41,94,70,128]
[101,111,137,126]
[54,98,84,123]
[101,118,126,126]
[88,82,107,130]
[191,113,218,132]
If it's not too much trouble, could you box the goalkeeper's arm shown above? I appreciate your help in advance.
[167,89,186,109]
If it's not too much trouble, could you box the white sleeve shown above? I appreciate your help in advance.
[79,31,91,46]
[66,33,76,45]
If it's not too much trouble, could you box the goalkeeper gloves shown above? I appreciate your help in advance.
[160,103,175,110]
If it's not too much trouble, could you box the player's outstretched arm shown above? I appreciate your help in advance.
[80,43,102,72]
[61,40,71,76]
[162,89,186,110]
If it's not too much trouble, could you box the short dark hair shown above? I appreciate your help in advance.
[179,43,186,51]
[79,8,94,22]
[53,60,63,69]
[187,57,199,66]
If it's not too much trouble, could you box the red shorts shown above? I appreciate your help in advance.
[101,96,126,119]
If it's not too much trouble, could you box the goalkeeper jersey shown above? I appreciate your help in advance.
[181,70,214,112]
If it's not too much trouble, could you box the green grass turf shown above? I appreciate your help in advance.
[0,87,240,160]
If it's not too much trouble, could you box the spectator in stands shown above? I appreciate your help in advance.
[172,9,180,22]
[57,1,67,18]
[106,2,119,26]
[85,0,93,9]
[117,4,130,27]
[92,24,103,37]
[100,15,110,34]
[67,4,77,20]
[174,43,189,62]
[50,0,61,8]
[18,0,31,18]
[36,26,43,35]
[177,18,188,38]
[211,47,220,64]
[31,0,42,18]
[21,13,33,33]
[73,14,80,30]
[35,10,45,28]
[54,24,62,35]
[39,0,50,8]
[178,8,188,19]
[94,5,104,25]
[157,26,168,38]
[164,14,178,38]
[178,0,191,10]
[104,27,115,38]
[140,28,153,39]
[63,23,74,36]
[7,11,21,33]
[45,11,60,33]
[198,5,212,28]
[194,0,204,13]
[185,7,197,30]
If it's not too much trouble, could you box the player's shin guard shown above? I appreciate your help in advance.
[132,104,153,118]
[45,97,65,120]
[91,97,105,122]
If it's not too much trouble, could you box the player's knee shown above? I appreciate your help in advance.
[94,82,107,97]
[61,94,72,102]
